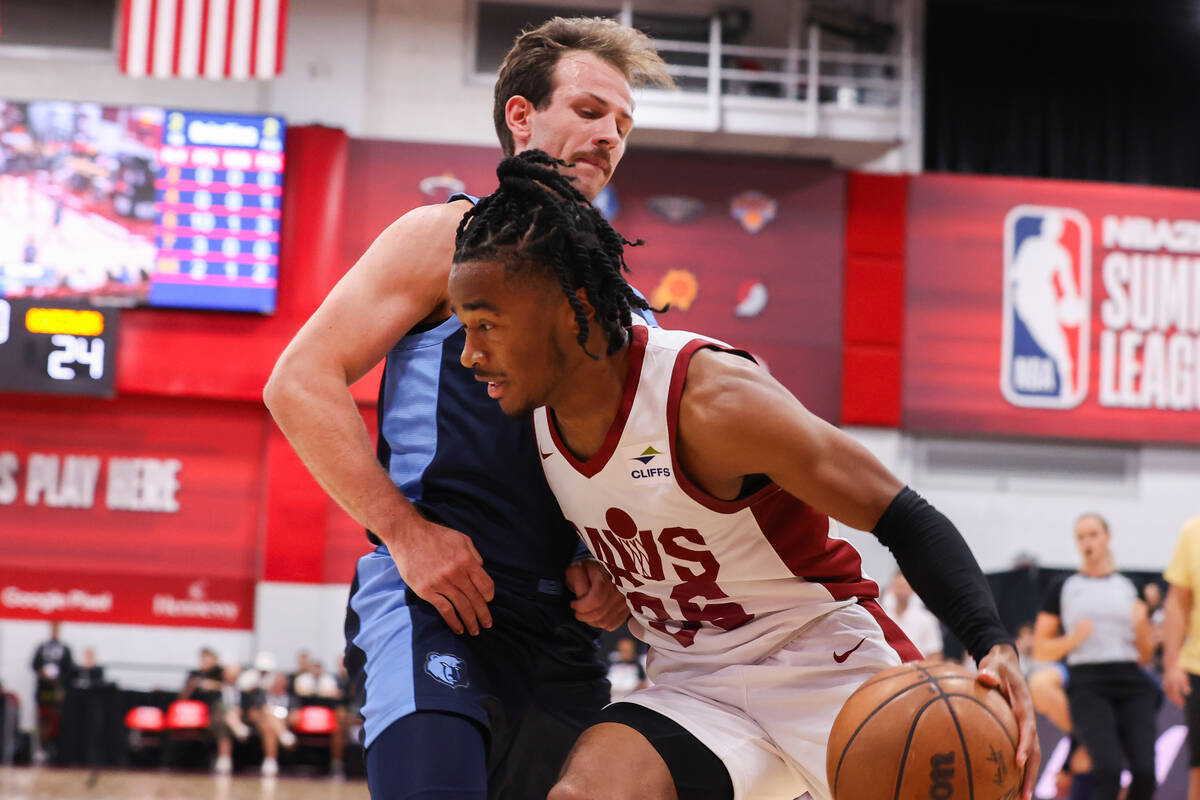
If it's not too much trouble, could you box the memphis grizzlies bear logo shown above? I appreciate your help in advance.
[1001,205,1091,409]
[424,652,469,688]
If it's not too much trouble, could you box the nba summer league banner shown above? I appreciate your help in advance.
[904,173,1200,445]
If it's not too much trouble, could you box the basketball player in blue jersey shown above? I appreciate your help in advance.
[264,18,673,800]
[448,152,1043,800]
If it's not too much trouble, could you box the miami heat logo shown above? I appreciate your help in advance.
[418,173,466,201]
[1001,206,1091,409]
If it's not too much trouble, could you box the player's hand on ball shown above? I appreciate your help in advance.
[390,518,495,636]
[565,559,630,630]
[976,644,1040,800]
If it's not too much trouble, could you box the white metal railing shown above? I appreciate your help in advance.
[625,0,917,141]
[471,0,918,143]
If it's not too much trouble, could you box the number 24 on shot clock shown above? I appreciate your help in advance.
[0,299,120,397]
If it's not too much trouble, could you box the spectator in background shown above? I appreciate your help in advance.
[31,620,74,763]
[247,670,296,776]
[180,647,223,706]
[332,655,354,779]
[605,637,647,701]
[286,665,348,779]
[70,648,105,690]
[1020,619,1073,733]
[1019,621,1089,799]
[880,572,944,661]
[294,660,341,704]
[288,651,311,696]
[1162,514,1200,800]
[213,663,254,775]
[1035,512,1156,800]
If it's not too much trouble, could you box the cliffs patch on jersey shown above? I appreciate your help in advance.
[622,442,672,484]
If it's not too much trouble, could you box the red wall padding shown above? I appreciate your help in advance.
[841,173,909,426]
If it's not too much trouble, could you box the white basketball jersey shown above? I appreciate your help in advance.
[533,325,887,667]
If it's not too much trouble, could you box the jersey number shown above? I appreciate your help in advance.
[580,515,753,648]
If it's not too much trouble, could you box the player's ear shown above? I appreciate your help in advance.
[505,96,535,150]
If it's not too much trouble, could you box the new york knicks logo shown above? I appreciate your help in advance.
[424,652,469,688]
[1001,205,1091,409]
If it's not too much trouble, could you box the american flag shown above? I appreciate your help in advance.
[119,0,289,80]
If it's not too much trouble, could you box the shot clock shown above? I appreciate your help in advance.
[0,298,119,396]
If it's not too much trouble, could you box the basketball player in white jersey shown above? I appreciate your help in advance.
[447,151,1041,800]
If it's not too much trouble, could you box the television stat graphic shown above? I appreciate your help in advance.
[152,111,285,313]
[1001,205,1091,409]
[0,100,285,313]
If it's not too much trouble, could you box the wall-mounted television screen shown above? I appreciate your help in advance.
[0,100,284,313]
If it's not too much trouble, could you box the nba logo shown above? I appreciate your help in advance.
[1001,205,1091,409]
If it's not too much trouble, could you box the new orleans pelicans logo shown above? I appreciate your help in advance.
[1001,205,1091,408]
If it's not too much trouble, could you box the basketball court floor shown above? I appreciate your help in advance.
[0,767,369,800]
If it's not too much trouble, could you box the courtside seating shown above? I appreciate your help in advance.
[163,700,210,767]
[124,705,165,764]
[293,705,337,737]
[290,704,338,772]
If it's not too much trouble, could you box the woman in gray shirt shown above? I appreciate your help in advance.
[1034,512,1157,800]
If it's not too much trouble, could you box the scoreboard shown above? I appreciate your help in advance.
[150,111,285,313]
[0,298,119,397]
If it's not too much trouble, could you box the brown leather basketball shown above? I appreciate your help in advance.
[826,661,1021,800]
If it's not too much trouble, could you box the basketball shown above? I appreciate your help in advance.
[826,662,1021,800]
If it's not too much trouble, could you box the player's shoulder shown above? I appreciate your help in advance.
[680,341,764,402]
[1180,515,1200,542]
[386,198,473,240]
[352,198,473,286]
[673,339,772,441]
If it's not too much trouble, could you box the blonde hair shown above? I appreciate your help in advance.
[493,16,675,156]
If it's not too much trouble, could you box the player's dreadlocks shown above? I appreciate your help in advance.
[453,149,655,358]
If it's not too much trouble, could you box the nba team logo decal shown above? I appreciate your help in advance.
[418,173,467,201]
[647,195,704,224]
[650,269,699,311]
[424,652,469,688]
[593,185,619,221]
[1001,205,1091,409]
[734,279,768,318]
[730,191,777,234]
[622,442,672,484]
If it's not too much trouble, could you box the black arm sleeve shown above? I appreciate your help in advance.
[872,487,1013,663]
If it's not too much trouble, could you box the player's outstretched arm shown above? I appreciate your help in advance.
[264,201,495,635]
[677,348,1039,799]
